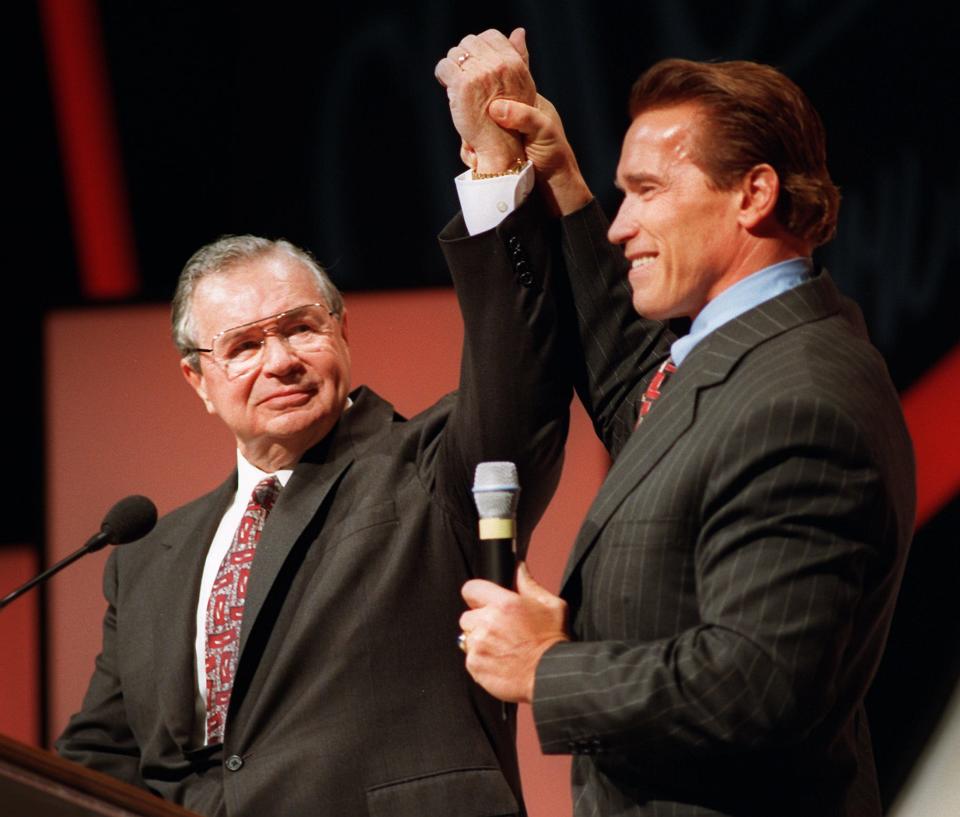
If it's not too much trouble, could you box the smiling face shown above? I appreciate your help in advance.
[181,252,351,470]
[607,103,746,321]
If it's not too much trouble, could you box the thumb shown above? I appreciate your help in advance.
[489,98,542,136]
[508,27,529,65]
[516,561,552,601]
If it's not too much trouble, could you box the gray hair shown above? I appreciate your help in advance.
[171,235,344,371]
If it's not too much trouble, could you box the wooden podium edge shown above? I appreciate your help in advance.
[0,733,199,817]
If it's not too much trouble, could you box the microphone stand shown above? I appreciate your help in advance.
[0,532,109,611]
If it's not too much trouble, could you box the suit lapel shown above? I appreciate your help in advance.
[235,457,351,658]
[236,387,395,659]
[561,270,846,591]
[151,389,396,750]
[152,477,235,751]
[560,356,709,588]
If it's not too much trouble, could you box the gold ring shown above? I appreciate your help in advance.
[457,632,468,653]
[456,52,470,69]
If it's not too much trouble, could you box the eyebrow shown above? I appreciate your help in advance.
[614,172,662,192]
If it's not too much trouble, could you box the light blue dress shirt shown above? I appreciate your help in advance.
[670,258,813,367]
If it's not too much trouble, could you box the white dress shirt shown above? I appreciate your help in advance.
[193,453,292,738]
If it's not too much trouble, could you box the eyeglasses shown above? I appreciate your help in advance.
[188,303,340,379]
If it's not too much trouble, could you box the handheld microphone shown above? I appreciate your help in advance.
[0,495,157,610]
[472,462,520,588]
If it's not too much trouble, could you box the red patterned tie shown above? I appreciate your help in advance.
[204,476,280,743]
[635,357,677,429]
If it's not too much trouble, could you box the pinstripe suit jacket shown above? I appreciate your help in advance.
[533,201,915,817]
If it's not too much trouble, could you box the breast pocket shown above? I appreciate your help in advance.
[581,516,697,640]
[301,499,399,568]
[331,498,399,541]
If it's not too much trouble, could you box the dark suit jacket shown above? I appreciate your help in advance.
[57,200,571,817]
[533,201,915,817]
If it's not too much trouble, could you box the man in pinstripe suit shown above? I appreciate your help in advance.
[458,49,915,817]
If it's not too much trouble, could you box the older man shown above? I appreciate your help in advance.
[56,34,567,816]
[458,45,915,817]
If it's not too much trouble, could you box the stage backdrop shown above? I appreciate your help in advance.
[9,1,957,813]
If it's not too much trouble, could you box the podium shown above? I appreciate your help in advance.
[0,733,200,817]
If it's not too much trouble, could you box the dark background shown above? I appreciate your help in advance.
[17,0,959,808]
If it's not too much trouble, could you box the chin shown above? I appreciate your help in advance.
[270,403,338,435]
[631,294,668,321]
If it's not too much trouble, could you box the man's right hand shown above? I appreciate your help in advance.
[488,92,593,216]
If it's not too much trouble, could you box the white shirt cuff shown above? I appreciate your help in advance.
[455,161,535,235]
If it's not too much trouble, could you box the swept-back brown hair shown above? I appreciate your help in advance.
[629,58,840,247]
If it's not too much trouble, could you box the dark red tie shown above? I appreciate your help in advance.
[204,476,280,743]
[635,357,677,429]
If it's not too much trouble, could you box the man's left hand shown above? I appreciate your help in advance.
[434,28,536,175]
[459,562,569,703]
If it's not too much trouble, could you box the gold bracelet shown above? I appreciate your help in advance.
[471,158,526,180]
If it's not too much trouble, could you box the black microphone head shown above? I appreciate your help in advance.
[472,461,520,519]
[100,495,158,545]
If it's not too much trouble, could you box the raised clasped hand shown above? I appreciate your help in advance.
[435,28,537,175]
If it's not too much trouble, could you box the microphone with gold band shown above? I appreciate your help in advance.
[472,462,520,588]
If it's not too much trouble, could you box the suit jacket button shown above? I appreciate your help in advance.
[225,754,244,771]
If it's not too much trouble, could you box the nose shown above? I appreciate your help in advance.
[259,333,301,375]
[607,199,634,246]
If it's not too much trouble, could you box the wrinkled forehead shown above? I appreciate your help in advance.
[191,253,328,339]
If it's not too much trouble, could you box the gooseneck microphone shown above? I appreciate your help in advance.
[0,495,157,610]
[85,494,158,552]
[472,462,520,588]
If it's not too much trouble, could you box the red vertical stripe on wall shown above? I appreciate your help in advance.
[901,344,960,528]
[0,546,41,745]
[39,0,139,299]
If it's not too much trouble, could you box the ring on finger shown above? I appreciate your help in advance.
[457,632,469,653]
[456,52,470,69]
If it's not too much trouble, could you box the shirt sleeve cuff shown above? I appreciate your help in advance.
[454,161,535,235]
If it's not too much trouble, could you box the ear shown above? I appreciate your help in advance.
[337,308,349,345]
[737,163,780,230]
[180,358,217,416]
